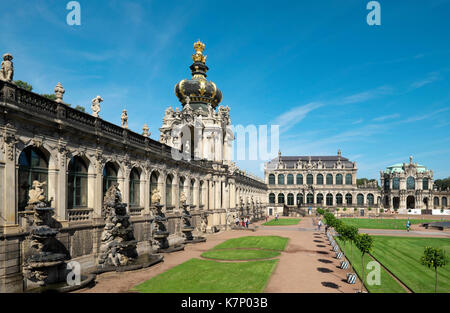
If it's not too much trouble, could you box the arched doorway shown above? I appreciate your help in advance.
[393,197,400,210]
[423,197,429,210]
[407,196,415,209]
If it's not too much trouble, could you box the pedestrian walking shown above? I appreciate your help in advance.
[242,218,245,227]
[275,212,279,221]
[235,216,239,226]
[245,217,249,228]
[317,219,322,231]
[406,219,411,232]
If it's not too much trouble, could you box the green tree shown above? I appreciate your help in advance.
[14,80,33,91]
[420,247,448,293]
[347,225,359,260]
[434,177,450,190]
[41,94,57,101]
[75,105,85,112]
[355,233,374,292]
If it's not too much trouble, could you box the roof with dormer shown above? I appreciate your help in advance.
[266,155,355,170]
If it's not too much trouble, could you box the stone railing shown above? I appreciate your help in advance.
[68,208,93,222]
[129,207,144,216]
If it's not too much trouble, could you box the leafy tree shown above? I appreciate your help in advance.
[434,177,450,190]
[41,94,57,101]
[14,80,33,91]
[357,178,379,187]
[75,105,85,112]
[355,233,374,292]
[347,225,359,260]
[420,247,448,293]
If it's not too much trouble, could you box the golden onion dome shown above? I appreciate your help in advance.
[174,40,222,111]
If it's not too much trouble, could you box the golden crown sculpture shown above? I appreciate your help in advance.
[192,40,207,63]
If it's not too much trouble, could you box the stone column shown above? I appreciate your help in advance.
[56,150,68,222]
[209,180,215,210]
[2,143,16,228]
[94,164,103,218]
[121,168,129,213]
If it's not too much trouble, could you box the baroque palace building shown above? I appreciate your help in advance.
[265,150,380,215]
[0,41,266,292]
[265,151,450,215]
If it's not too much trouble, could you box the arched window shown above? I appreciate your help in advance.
[269,174,275,185]
[357,194,364,205]
[297,193,304,205]
[345,193,352,205]
[278,193,285,204]
[278,174,285,185]
[316,174,324,185]
[103,163,118,197]
[326,193,333,206]
[307,193,314,204]
[179,177,185,204]
[317,193,324,204]
[434,197,439,206]
[422,178,429,190]
[407,177,415,190]
[345,174,352,185]
[166,175,173,207]
[336,174,343,185]
[287,193,294,205]
[326,174,333,185]
[129,168,140,207]
[307,174,313,185]
[393,178,400,190]
[68,156,88,209]
[269,193,275,204]
[18,147,49,211]
[443,197,448,207]
[384,178,390,191]
[150,172,159,206]
[296,174,303,185]
[287,174,294,185]
[336,193,343,205]
[367,194,374,205]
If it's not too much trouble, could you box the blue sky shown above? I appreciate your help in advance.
[2,0,450,180]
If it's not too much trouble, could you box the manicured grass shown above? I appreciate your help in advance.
[132,258,278,293]
[212,236,289,251]
[370,236,450,293]
[335,237,407,293]
[341,218,439,230]
[201,249,281,260]
[263,218,301,226]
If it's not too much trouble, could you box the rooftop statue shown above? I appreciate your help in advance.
[91,95,103,117]
[121,109,128,128]
[0,53,14,82]
[54,82,65,103]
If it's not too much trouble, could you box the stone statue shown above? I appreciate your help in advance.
[201,215,208,233]
[121,109,128,128]
[91,95,103,117]
[28,181,47,205]
[142,123,150,137]
[151,188,161,204]
[0,53,14,82]
[54,82,65,103]
[180,192,187,206]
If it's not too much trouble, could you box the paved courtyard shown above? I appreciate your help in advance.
[77,217,361,293]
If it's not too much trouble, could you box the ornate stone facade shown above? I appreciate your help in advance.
[265,150,380,214]
[381,156,449,213]
[0,42,266,292]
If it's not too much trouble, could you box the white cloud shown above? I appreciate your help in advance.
[273,102,324,133]
[373,114,400,122]
[410,72,440,89]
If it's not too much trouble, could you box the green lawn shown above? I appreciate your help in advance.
[212,236,289,251]
[201,249,281,260]
[371,236,450,293]
[335,237,407,293]
[341,218,439,230]
[132,258,278,293]
[262,218,301,226]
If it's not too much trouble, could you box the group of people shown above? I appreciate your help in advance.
[235,216,250,228]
